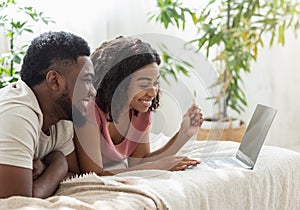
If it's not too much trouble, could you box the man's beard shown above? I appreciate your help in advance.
[58,90,87,128]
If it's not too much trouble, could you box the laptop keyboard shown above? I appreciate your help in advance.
[205,157,246,169]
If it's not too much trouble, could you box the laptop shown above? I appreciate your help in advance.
[199,104,277,170]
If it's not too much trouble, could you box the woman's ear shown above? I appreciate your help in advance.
[45,70,65,91]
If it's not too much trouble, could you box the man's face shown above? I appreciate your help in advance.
[59,56,95,126]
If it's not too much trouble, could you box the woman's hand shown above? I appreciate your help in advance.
[179,104,204,139]
[142,156,200,171]
[165,156,200,171]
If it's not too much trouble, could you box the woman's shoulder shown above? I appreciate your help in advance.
[86,99,108,125]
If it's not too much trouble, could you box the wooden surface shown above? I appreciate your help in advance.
[197,121,247,142]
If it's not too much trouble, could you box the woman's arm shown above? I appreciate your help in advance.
[73,121,104,174]
[151,104,203,156]
[65,150,81,178]
[74,121,198,175]
[75,105,202,175]
[129,104,203,164]
[105,155,198,174]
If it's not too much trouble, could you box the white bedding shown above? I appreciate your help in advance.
[117,140,300,209]
[1,140,300,210]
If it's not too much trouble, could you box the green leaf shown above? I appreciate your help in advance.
[24,28,33,33]
[148,0,300,118]
[0,0,55,88]
[13,54,21,64]
[269,30,275,46]
[191,12,198,25]
[278,22,285,45]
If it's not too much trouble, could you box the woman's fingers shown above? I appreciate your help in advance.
[189,105,203,127]
[169,156,200,171]
[170,164,187,171]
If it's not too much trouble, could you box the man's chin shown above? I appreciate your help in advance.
[72,105,87,127]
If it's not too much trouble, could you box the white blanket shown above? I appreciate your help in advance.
[1,140,300,210]
[116,140,300,209]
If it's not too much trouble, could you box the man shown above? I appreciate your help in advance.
[0,31,95,198]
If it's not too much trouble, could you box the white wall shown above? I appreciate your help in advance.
[1,0,300,148]
[242,32,300,147]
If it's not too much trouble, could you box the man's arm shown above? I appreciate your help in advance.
[0,164,32,198]
[32,151,68,198]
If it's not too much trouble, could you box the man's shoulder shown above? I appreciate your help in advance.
[0,80,42,116]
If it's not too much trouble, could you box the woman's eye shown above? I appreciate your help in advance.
[139,81,159,89]
[139,84,149,89]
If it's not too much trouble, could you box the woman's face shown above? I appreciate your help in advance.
[128,62,160,113]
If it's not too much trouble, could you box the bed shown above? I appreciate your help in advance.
[1,139,300,210]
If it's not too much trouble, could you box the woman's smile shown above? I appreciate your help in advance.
[139,99,153,107]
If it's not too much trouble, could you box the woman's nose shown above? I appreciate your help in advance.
[146,86,157,97]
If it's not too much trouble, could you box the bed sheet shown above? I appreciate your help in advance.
[1,140,300,210]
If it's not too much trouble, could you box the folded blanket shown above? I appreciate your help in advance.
[55,172,167,210]
[0,172,167,210]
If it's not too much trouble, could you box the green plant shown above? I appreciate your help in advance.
[149,0,300,119]
[0,0,54,88]
[159,44,192,84]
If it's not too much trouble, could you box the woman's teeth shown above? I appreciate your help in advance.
[140,99,152,105]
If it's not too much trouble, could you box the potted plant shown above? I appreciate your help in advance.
[0,0,54,88]
[149,0,300,141]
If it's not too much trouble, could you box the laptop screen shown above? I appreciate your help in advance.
[236,104,277,168]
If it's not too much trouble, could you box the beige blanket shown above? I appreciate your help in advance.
[1,141,300,210]
[0,173,167,210]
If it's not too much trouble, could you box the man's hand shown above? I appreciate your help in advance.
[32,159,46,180]
[32,151,68,198]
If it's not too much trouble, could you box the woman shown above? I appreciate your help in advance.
[74,36,204,175]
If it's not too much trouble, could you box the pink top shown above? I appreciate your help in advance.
[86,100,151,165]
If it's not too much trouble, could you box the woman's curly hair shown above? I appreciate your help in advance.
[91,36,161,122]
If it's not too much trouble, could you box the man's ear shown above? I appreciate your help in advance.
[45,70,64,91]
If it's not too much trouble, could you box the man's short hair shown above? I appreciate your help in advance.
[20,31,90,87]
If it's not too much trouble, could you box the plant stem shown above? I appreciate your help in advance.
[223,0,231,119]
[9,25,14,76]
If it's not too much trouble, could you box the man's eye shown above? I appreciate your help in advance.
[83,80,92,85]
